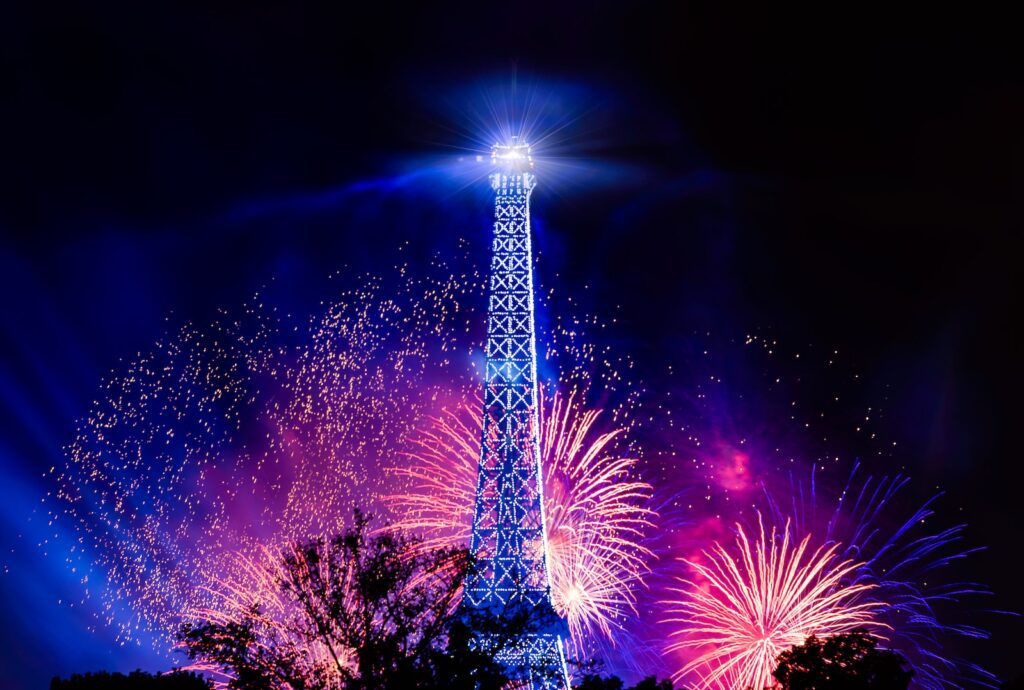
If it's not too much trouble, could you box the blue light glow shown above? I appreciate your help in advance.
[464,142,569,689]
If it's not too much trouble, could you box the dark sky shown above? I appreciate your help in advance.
[1,3,1021,688]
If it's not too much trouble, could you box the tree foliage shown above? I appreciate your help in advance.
[772,630,913,690]
[574,674,673,690]
[50,670,211,690]
[178,510,554,689]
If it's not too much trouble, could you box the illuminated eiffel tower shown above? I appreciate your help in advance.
[464,140,569,689]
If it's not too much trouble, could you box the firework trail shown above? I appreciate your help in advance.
[661,515,885,690]
[385,385,655,654]
[762,464,1000,689]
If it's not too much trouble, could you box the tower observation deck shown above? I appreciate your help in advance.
[464,140,570,689]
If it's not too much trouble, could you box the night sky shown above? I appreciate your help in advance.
[1,4,1021,689]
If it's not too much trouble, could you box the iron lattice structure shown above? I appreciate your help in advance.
[465,141,570,689]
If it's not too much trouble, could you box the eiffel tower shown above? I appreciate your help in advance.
[463,140,569,689]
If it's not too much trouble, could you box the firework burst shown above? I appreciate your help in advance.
[45,251,647,673]
[181,544,358,689]
[662,515,885,690]
[762,464,1001,689]
[386,385,655,652]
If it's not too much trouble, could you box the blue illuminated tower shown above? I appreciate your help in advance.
[465,140,569,689]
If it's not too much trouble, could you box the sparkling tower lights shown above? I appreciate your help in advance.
[464,140,570,689]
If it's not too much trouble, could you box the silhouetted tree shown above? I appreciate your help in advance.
[574,674,673,690]
[179,510,554,689]
[630,678,674,690]
[50,670,210,690]
[575,676,625,690]
[773,630,913,690]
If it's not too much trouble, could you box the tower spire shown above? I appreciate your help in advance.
[465,141,569,689]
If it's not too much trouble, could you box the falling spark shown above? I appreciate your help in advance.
[47,267,485,647]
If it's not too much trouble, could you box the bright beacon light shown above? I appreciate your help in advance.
[491,138,534,171]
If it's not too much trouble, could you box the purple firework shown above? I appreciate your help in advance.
[763,463,1001,689]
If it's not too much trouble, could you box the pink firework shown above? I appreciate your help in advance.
[181,545,358,689]
[661,516,885,690]
[386,386,655,651]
